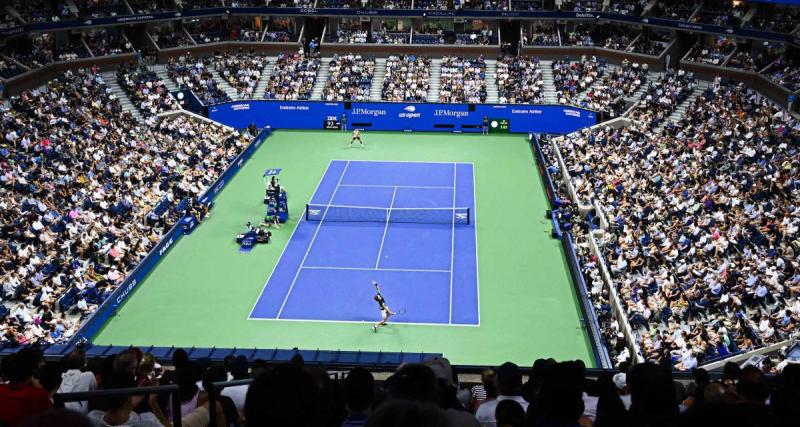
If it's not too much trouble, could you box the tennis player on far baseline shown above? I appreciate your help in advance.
[349,129,364,148]
[372,281,394,332]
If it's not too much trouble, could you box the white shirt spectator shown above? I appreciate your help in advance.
[58,369,98,413]
[475,395,529,427]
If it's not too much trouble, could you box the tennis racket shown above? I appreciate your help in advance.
[394,308,407,316]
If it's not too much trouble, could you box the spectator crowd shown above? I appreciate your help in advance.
[552,55,606,105]
[322,54,376,101]
[1,68,252,348]
[438,55,487,104]
[549,76,800,369]
[117,63,180,117]
[213,53,268,99]
[263,52,320,101]
[381,54,431,102]
[168,54,233,105]
[4,345,799,427]
[496,56,545,104]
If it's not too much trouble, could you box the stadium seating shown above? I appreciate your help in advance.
[168,55,233,105]
[438,56,487,103]
[548,78,800,369]
[1,0,800,402]
[213,53,268,99]
[523,25,560,46]
[117,63,180,116]
[496,56,544,104]
[321,54,375,101]
[552,56,606,105]
[263,52,320,101]
[0,68,250,346]
[381,54,431,102]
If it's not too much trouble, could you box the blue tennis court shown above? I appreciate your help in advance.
[249,160,479,326]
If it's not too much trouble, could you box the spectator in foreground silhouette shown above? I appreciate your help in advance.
[245,363,320,427]
[627,363,677,427]
[342,367,375,427]
[527,361,586,427]
[364,400,450,427]
[388,363,479,426]
[476,362,528,427]
[0,348,51,427]
[495,399,525,427]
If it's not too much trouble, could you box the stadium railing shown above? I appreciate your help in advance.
[562,232,613,368]
[53,384,182,426]
[208,379,250,427]
[531,133,612,369]
[542,118,654,366]
[586,229,645,363]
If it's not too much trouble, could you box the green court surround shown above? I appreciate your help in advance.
[94,130,594,367]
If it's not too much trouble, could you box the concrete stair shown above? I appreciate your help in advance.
[485,59,499,104]
[153,65,180,92]
[214,70,241,101]
[622,72,655,116]
[256,58,275,98]
[311,57,331,101]
[624,73,652,103]
[426,59,442,103]
[656,80,709,132]
[538,60,560,104]
[577,64,614,104]
[370,58,387,101]
[100,70,144,123]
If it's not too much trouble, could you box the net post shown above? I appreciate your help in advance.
[305,204,309,221]
[467,207,471,225]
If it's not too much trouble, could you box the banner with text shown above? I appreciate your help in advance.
[208,101,597,134]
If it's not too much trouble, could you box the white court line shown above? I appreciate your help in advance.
[307,203,470,211]
[339,184,454,190]
[301,266,451,274]
[249,159,481,327]
[247,159,336,320]
[448,162,456,324]
[472,163,481,326]
[276,161,351,318]
[375,186,397,269]
[331,158,473,165]
[248,316,480,328]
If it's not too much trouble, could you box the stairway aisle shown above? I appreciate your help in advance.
[310,57,331,101]
[370,58,387,101]
[656,80,709,131]
[578,64,615,103]
[426,59,442,103]
[256,57,276,98]
[538,60,560,104]
[484,59,499,104]
[214,70,241,101]
[154,65,180,92]
[101,70,145,123]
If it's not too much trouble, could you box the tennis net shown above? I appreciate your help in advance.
[305,204,470,225]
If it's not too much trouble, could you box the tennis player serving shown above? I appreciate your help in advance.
[372,281,394,332]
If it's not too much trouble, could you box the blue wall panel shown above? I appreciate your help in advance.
[208,101,597,135]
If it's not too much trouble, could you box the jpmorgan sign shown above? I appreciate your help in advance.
[209,101,597,134]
